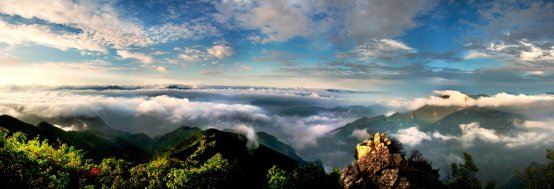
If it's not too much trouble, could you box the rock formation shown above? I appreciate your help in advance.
[340,132,410,189]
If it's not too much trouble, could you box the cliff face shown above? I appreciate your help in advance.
[340,132,410,189]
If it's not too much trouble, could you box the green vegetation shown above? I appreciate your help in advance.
[446,152,482,189]
[511,149,554,189]
[266,163,340,189]
[2,114,553,189]
[405,150,444,188]
[267,165,294,189]
[0,129,93,188]
[0,124,338,189]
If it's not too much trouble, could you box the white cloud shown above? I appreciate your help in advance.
[459,122,501,147]
[117,50,154,64]
[467,40,554,67]
[0,0,149,50]
[501,132,550,148]
[0,0,218,52]
[0,20,106,52]
[0,88,270,126]
[178,43,233,62]
[207,43,234,59]
[385,90,554,110]
[464,51,492,59]
[458,122,552,148]
[355,39,416,60]
[155,66,168,72]
[394,127,432,146]
[0,61,137,85]
[463,1,554,68]
[344,0,434,42]
[518,41,554,62]
[147,21,220,43]
[526,70,545,76]
[522,120,554,131]
[0,85,352,137]
[215,0,311,43]
[231,124,259,149]
[391,123,551,148]
[179,48,206,62]
[275,115,347,149]
[431,131,456,141]
[236,64,252,72]
[351,129,371,140]
[0,54,21,65]
[215,0,434,44]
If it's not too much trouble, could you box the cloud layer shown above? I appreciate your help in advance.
[0,87,272,135]
[385,90,554,110]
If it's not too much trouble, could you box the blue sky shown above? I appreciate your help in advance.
[0,0,553,95]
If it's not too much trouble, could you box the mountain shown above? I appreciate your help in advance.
[150,125,308,165]
[152,125,202,152]
[18,114,125,138]
[388,105,462,124]
[497,162,542,189]
[280,105,375,118]
[169,128,302,188]
[420,106,524,135]
[322,105,529,186]
[0,115,150,162]
[3,113,307,167]
[58,85,142,91]
[330,115,396,139]
[340,132,443,189]
[0,115,40,137]
[331,105,523,138]
[256,131,307,164]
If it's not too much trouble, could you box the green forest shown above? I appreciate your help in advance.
[0,115,553,189]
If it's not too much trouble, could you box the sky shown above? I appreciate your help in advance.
[0,0,553,95]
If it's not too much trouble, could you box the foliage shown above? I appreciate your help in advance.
[511,149,554,189]
[547,149,554,189]
[166,153,241,189]
[0,129,93,188]
[11,124,541,189]
[484,180,496,189]
[265,162,340,189]
[128,156,174,189]
[267,165,294,189]
[404,149,444,189]
[446,152,482,189]
[97,157,132,189]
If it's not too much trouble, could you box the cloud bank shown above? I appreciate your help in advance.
[0,85,356,145]
[392,123,552,149]
[385,90,554,110]
[0,87,272,136]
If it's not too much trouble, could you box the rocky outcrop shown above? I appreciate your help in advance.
[340,132,410,189]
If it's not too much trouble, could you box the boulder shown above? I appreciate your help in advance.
[340,133,411,189]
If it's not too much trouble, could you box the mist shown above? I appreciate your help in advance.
[1,85,554,184]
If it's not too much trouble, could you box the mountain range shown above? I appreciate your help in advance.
[0,114,307,168]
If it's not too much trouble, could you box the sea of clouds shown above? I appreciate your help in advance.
[1,85,554,183]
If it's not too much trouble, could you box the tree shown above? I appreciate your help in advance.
[446,152,482,189]
[97,157,132,188]
[292,162,340,189]
[546,149,554,188]
[166,153,241,189]
[484,180,496,189]
[404,150,444,188]
[516,162,548,189]
[0,130,93,188]
[267,165,294,189]
[128,156,173,189]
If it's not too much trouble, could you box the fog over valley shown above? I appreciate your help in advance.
[2,85,554,185]
[1,0,553,188]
